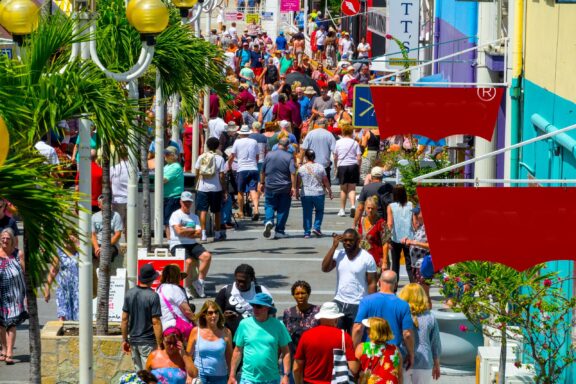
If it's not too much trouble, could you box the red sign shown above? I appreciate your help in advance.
[341,0,360,16]
[137,257,185,290]
[369,87,504,141]
[236,12,244,20]
[417,187,576,271]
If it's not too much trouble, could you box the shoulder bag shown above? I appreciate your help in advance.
[158,287,194,342]
[331,330,354,384]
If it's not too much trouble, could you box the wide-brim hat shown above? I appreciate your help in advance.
[238,125,251,135]
[139,263,159,284]
[314,302,344,320]
[248,293,277,314]
[304,86,316,95]
[227,122,239,132]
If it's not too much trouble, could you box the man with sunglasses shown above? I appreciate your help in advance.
[229,293,291,384]
[321,228,377,333]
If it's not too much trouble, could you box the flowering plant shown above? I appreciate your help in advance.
[439,262,576,384]
[385,34,411,82]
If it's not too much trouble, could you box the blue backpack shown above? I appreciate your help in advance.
[420,254,435,279]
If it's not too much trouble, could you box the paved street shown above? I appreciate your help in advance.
[1,187,474,383]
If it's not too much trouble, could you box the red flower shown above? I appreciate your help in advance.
[455,277,461,283]
[543,279,552,287]
[514,361,522,368]
[459,324,468,332]
[385,34,393,40]
[443,277,450,282]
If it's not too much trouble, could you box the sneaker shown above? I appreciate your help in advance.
[350,207,356,218]
[252,213,260,221]
[304,233,311,239]
[263,221,274,238]
[192,280,206,298]
[312,229,323,237]
[201,230,207,242]
[214,231,226,241]
[186,286,196,299]
[274,232,289,239]
[338,209,346,217]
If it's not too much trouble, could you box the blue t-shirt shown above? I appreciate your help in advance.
[299,96,311,121]
[234,317,291,382]
[250,51,264,68]
[238,49,251,67]
[275,36,288,51]
[355,292,414,352]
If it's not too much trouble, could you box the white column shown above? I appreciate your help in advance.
[192,11,202,170]
[154,71,165,245]
[474,0,499,185]
[126,80,139,288]
[204,9,211,152]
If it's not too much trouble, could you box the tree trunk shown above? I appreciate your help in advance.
[96,144,112,335]
[23,230,41,383]
[498,325,508,384]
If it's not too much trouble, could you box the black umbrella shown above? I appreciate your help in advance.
[285,72,321,95]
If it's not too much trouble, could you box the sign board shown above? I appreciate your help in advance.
[92,268,127,322]
[367,8,387,37]
[352,85,378,129]
[236,12,244,21]
[225,11,239,21]
[246,13,260,24]
[280,12,290,24]
[0,48,12,59]
[341,0,360,16]
[261,11,274,21]
[280,0,300,12]
[137,248,185,290]
[386,0,420,69]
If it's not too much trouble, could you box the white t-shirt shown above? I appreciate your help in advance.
[157,283,190,330]
[341,39,353,53]
[110,160,129,204]
[208,117,228,139]
[357,42,371,58]
[224,51,236,73]
[333,249,377,304]
[229,283,273,319]
[334,137,362,166]
[194,153,225,192]
[231,137,259,172]
[169,209,201,249]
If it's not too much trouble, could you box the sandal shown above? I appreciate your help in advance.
[0,353,5,361]
[5,355,15,365]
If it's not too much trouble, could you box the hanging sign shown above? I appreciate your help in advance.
[225,11,239,21]
[0,116,8,168]
[352,85,378,129]
[280,0,300,12]
[418,186,576,271]
[386,0,420,68]
[341,0,361,16]
[370,86,504,141]
[261,11,274,21]
[246,13,260,23]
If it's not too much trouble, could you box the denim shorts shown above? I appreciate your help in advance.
[237,170,259,193]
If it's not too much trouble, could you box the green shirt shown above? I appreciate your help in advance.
[234,316,291,382]
[280,57,293,75]
[163,162,184,198]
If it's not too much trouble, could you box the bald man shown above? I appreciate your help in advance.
[352,270,415,370]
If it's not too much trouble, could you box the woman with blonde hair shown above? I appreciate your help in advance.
[357,196,388,270]
[398,284,441,384]
[258,95,274,126]
[355,317,402,384]
[186,300,232,384]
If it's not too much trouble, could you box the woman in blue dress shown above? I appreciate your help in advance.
[44,235,80,321]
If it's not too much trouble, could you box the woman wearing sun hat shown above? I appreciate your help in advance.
[228,293,291,384]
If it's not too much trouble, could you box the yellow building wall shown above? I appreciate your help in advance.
[524,0,576,103]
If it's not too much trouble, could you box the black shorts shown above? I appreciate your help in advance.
[316,45,325,52]
[337,164,360,185]
[170,243,208,260]
[196,191,223,213]
[164,196,181,226]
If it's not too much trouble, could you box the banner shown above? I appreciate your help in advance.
[280,0,300,12]
[352,85,378,128]
[386,0,420,68]
[417,187,576,271]
[370,86,504,141]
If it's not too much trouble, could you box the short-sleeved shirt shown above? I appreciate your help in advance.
[231,137,259,172]
[249,133,268,164]
[168,209,201,249]
[276,36,288,50]
[298,162,326,197]
[334,138,362,167]
[91,211,123,243]
[234,316,291,382]
[354,292,414,352]
[294,325,355,384]
[262,149,295,194]
[333,249,377,304]
[358,182,394,218]
[122,286,162,345]
[194,153,225,192]
[301,128,337,168]
[311,96,334,115]
[163,162,184,198]
[156,283,189,330]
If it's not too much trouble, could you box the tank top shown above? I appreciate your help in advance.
[366,131,380,151]
[194,331,228,376]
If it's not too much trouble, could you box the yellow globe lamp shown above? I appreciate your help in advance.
[127,0,169,36]
[171,0,198,17]
[0,0,39,36]
[0,116,9,168]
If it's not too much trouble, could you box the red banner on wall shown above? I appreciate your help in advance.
[369,87,504,141]
[417,186,576,271]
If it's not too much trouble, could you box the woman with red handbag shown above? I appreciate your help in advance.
[157,265,196,343]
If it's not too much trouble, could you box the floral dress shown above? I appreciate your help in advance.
[282,304,320,354]
[359,342,401,384]
[0,249,28,328]
[55,249,80,321]
[150,367,187,384]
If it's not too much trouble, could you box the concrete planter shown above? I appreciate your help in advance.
[432,308,484,374]
[41,321,133,384]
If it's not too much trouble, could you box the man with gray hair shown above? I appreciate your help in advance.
[260,138,296,239]
[300,118,336,177]
[352,270,415,370]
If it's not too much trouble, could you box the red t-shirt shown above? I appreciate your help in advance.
[75,161,103,207]
[294,325,355,384]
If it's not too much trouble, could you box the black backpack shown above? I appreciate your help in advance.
[376,183,394,220]
[224,283,262,299]
[265,65,279,84]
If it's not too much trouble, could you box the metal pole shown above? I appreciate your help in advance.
[126,80,139,288]
[78,13,93,384]
[154,71,165,245]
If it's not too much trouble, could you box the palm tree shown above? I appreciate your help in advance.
[0,11,141,382]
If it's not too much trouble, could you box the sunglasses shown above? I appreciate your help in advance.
[252,304,265,309]
[205,310,219,316]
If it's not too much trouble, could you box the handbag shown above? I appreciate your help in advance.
[331,330,354,384]
[158,287,194,342]
[191,326,204,384]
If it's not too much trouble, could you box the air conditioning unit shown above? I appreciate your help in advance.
[477,346,517,384]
